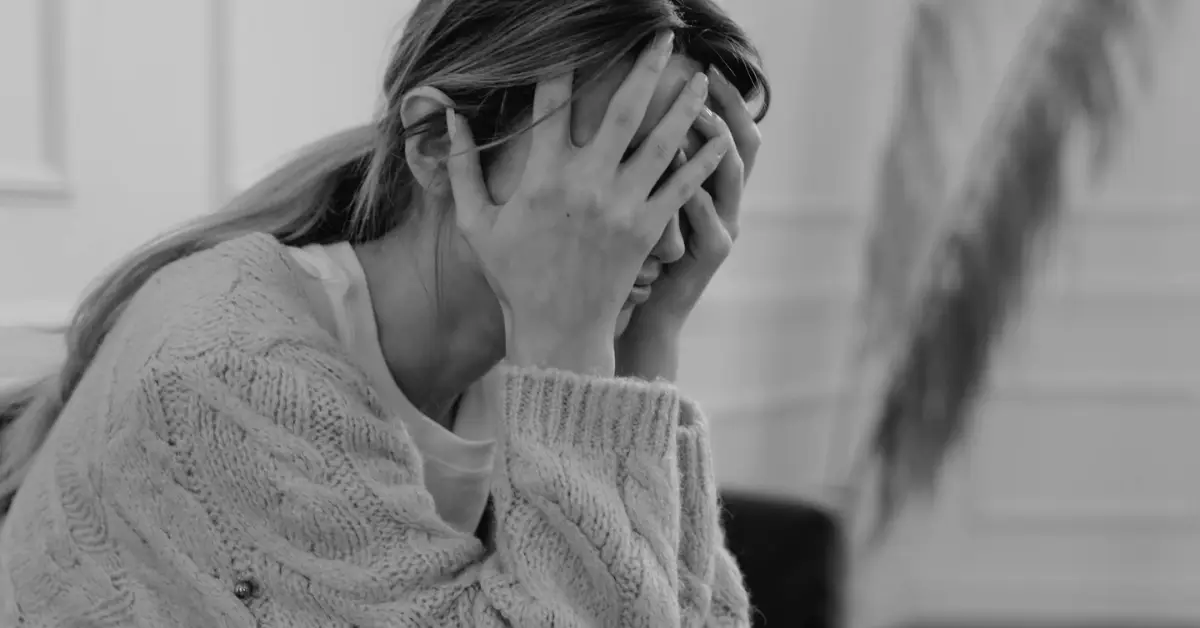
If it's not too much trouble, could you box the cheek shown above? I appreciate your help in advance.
[484,133,533,205]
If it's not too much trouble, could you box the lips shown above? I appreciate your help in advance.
[627,285,653,306]
[626,268,659,307]
[634,269,660,287]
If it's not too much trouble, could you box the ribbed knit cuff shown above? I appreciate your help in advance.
[710,543,752,627]
[676,396,719,516]
[497,362,681,461]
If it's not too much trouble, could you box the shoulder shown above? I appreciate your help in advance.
[113,232,339,366]
[80,231,393,443]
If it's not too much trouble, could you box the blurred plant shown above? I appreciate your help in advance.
[848,0,1178,545]
[860,0,976,356]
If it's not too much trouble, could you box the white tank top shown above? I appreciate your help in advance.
[287,242,496,536]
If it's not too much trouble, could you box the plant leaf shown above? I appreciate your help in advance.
[861,0,1176,544]
[861,0,976,354]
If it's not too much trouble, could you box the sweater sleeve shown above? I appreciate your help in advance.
[129,344,686,627]
[675,398,753,628]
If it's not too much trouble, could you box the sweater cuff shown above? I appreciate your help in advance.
[497,362,680,461]
[676,396,719,516]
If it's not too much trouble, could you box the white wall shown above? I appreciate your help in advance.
[3,1,1200,625]
[0,0,855,500]
[841,3,1200,626]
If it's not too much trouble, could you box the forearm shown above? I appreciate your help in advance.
[491,363,687,626]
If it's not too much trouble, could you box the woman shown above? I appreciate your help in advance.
[0,0,769,625]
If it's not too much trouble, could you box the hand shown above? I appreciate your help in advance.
[621,67,762,339]
[445,32,732,375]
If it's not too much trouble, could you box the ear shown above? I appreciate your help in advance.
[399,85,456,196]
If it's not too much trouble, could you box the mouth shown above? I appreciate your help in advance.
[625,269,660,307]
[626,284,653,307]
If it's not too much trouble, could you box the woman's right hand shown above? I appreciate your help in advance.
[445,32,731,375]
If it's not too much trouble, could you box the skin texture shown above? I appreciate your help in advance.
[487,54,710,336]
[354,54,719,424]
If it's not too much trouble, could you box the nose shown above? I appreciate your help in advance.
[651,212,686,265]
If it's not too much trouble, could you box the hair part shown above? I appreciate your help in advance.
[0,0,770,515]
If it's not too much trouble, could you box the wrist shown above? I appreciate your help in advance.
[625,310,688,342]
[616,320,683,382]
[506,320,617,377]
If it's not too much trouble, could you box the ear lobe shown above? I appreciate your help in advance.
[399,86,456,194]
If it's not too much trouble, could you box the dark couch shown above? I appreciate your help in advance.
[719,491,842,628]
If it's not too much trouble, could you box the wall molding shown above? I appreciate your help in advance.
[815,374,1200,495]
[746,196,1200,221]
[908,574,1200,624]
[698,274,1200,308]
[0,0,70,201]
[718,197,1200,304]
[966,498,1200,531]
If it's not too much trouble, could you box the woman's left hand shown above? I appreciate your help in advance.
[616,68,760,379]
[625,67,761,334]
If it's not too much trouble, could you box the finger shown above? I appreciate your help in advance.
[656,148,688,196]
[444,110,492,230]
[648,133,731,228]
[529,72,574,166]
[621,71,710,195]
[691,105,744,229]
[708,67,761,179]
[587,31,676,164]
[681,188,733,254]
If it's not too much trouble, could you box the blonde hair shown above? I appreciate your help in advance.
[0,0,770,513]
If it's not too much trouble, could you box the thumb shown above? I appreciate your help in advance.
[444,109,492,232]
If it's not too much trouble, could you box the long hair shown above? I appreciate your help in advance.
[0,0,771,514]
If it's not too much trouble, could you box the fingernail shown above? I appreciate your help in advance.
[709,66,731,86]
[698,106,717,124]
[445,109,456,140]
[657,31,675,54]
[689,72,709,98]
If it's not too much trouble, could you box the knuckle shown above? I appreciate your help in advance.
[714,237,733,258]
[746,125,763,150]
[565,181,603,212]
[729,151,746,176]
[650,139,675,163]
[705,150,726,173]
[612,107,638,132]
[676,180,699,203]
[538,176,583,208]
[711,111,732,134]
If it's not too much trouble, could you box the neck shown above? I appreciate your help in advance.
[354,214,505,425]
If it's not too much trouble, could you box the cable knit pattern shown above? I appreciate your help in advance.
[0,233,750,627]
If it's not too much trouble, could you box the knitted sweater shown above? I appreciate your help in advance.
[0,233,750,627]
